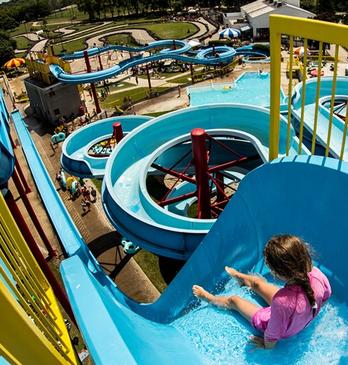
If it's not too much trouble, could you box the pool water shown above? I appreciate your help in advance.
[188,72,284,108]
[173,274,348,365]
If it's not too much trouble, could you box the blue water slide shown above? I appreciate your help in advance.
[102,104,306,260]
[49,40,236,84]
[61,115,152,178]
[291,76,348,158]
[0,90,14,186]
[10,110,99,262]
[61,155,348,364]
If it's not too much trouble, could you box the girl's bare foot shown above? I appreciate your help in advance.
[192,285,214,302]
[225,266,264,288]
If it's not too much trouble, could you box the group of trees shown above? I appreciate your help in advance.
[76,0,253,21]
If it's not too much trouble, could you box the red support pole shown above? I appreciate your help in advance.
[215,171,225,203]
[190,64,195,84]
[98,54,103,71]
[14,158,31,194]
[112,122,124,143]
[191,128,211,219]
[12,169,57,259]
[146,64,152,93]
[4,190,77,326]
[84,50,101,114]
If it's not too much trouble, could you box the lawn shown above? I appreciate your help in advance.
[10,22,33,37]
[52,38,86,54]
[14,36,33,50]
[45,6,89,23]
[143,110,175,117]
[100,86,171,109]
[107,33,138,46]
[100,87,149,108]
[133,250,167,292]
[96,81,134,92]
[144,22,198,39]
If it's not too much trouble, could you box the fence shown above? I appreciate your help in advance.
[0,192,77,364]
[269,15,348,160]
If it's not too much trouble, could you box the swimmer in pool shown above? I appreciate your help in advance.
[193,235,331,349]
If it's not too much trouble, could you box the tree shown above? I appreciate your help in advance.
[0,31,16,66]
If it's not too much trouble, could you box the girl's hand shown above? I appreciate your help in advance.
[250,336,265,348]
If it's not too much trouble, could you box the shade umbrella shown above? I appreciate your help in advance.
[294,46,310,56]
[310,68,324,77]
[219,28,241,40]
[4,57,26,69]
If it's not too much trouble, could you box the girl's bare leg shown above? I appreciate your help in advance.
[225,266,279,305]
[192,285,261,322]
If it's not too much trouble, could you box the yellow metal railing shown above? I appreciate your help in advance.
[269,15,348,160]
[0,193,78,365]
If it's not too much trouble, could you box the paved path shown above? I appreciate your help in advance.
[30,39,48,52]
[14,32,43,41]
[61,22,111,40]
[86,28,156,47]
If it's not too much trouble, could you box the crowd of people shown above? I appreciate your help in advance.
[55,169,97,215]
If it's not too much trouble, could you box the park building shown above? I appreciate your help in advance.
[223,0,315,39]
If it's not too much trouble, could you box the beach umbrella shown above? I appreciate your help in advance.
[294,46,310,56]
[4,57,26,69]
[219,28,241,40]
[310,68,324,77]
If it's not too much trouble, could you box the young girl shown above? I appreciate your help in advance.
[193,235,331,349]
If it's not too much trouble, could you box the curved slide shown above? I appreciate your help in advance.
[292,76,348,159]
[102,104,306,259]
[61,155,348,364]
[61,115,152,178]
[0,90,14,186]
[49,40,236,84]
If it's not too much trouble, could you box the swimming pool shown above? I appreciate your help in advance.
[188,72,286,108]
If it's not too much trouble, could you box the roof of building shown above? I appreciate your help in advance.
[241,0,315,19]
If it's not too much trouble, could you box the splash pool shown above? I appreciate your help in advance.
[188,72,286,108]
[173,269,348,365]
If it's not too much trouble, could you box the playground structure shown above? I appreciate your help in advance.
[2,14,348,365]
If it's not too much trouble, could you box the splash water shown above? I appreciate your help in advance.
[172,277,348,365]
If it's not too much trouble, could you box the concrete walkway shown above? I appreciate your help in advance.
[14,32,43,41]
[86,28,156,47]
[30,39,48,52]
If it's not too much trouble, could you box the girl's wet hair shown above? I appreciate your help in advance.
[264,235,315,308]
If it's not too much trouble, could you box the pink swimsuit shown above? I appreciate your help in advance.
[251,267,332,342]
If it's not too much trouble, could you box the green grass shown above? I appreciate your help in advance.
[143,22,197,39]
[107,33,138,46]
[14,36,33,50]
[100,87,148,108]
[96,81,134,92]
[10,22,33,37]
[143,110,175,117]
[166,73,192,84]
[91,176,167,292]
[100,86,171,109]
[91,179,103,192]
[52,38,86,54]
[45,7,89,23]
[133,250,167,292]
[68,23,103,32]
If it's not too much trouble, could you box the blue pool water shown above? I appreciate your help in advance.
[173,273,348,365]
[188,72,284,108]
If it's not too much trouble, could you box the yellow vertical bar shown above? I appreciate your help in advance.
[339,97,348,160]
[286,36,294,155]
[325,44,339,157]
[269,16,282,160]
[0,280,71,365]
[311,41,324,154]
[298,38,308,154]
